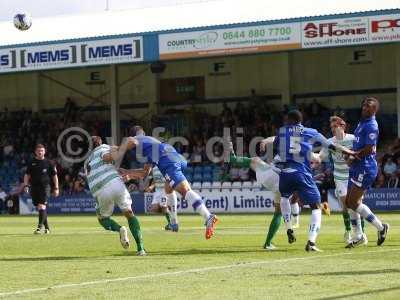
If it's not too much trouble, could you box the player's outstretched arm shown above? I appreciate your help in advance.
[120,164,153,181]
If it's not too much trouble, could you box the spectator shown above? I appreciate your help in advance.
[383,157,397,179]
[0,187,7,214]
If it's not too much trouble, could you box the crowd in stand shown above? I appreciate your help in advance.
[0,96,398,208]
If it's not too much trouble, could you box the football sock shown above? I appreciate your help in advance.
[361,217,365,232]
[98,217,121,232]
[166,192,178,224]
[291,202,300,225]
[308,209,321,243]
[128,216,144,251]
[342,211,351,231]
[280,197,292,230]
[229,153,252,168]
[348,209,363,239]
[165,212,171,225]
[186,190,211,221]
[356,204,384,231]
[264,212,282,247]
[38,209,46,228]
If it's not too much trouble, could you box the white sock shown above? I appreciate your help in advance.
[280,197,292,230]
[185,190,210,221]
[166,192,178,224]
[308,209,321,243]
[348,209,363,240]
[291,202,300,225]
[356,203,384,231]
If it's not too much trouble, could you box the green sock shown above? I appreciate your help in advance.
[165,212,171,225]
[98,217,121,232]
[361,217,365,232]
[342,211,351,231]
[230,153,252,168]
[264,212,282,247]
[128,216,144,251]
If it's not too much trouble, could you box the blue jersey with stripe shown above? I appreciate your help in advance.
[351,116,379,172]
[275,123,332,174]
[131,135,183,165]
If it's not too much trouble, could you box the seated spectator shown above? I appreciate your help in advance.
[229,166,240,181]
[383,157,397,179]
[238,167,250,181]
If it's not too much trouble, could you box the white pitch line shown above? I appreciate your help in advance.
[0,247,399,298]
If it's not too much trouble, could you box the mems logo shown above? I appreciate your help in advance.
[81,39,142,62]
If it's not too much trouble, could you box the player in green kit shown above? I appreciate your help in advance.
[315,116,367,245]
[228,138,302,250]
[84,136,146,256]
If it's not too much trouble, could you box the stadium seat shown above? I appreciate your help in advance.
[202,172,213,182]
[192,182,202,190]
[221,181,232,189]
[185,174,193,182]
[242,181,253,191]
[212,181,222,189]
[252,181,262,189]
[194,166,203,174]
[203,165,213,173]
[185,166,194,175]
[231,181,242,189]
[202,181,212,189]
[193,173,202,182]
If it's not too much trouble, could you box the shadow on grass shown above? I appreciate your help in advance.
[317,286,400,300]
[115,248,289,257]
[0,256,86,262]
[280,268,400,277]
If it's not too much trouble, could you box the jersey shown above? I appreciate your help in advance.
[131,135,182,165]
[85,144,121,197]
[349,116,379,189]
[275,124,332,174]
[131,135,188,188]
[26,158,57,189]
[320,134,355,182]
[352,116,379,172]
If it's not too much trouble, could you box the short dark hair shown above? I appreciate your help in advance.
[362,96,380,109]
[287,109,303,124]
[130,125,145,136]
[35,143,45,150]
[91,136,102,148]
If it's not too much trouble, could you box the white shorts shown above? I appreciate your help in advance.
[255,163,280,193]
[95,179,132,217]
[151,191,168,208]
[335,180,348,198]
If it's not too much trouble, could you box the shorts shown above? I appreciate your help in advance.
[31,186,51,206]
[279,170,321,205]
[95,179,132,218]
[151,191,168,208]
[255,163,280,193]
[158,157,188,188]
[349,167,377,190]
[334,180,348,198]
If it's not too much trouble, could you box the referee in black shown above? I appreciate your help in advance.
[23,144,59,234]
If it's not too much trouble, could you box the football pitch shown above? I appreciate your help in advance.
[0,213,399,300]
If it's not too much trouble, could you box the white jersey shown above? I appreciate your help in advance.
[85,144,121,196]
[320,134,355,182]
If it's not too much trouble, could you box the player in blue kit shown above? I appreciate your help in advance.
[119,126,218,240]
[274,110,355,252]
[345,97,389,248]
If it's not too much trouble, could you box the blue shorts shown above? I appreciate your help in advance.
[158,155,188,188]
[279,170,321,205]
[348,167,377,190]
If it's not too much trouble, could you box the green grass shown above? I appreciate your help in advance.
[0,213,399,300]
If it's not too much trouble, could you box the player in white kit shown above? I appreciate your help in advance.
[315,116,367,245]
